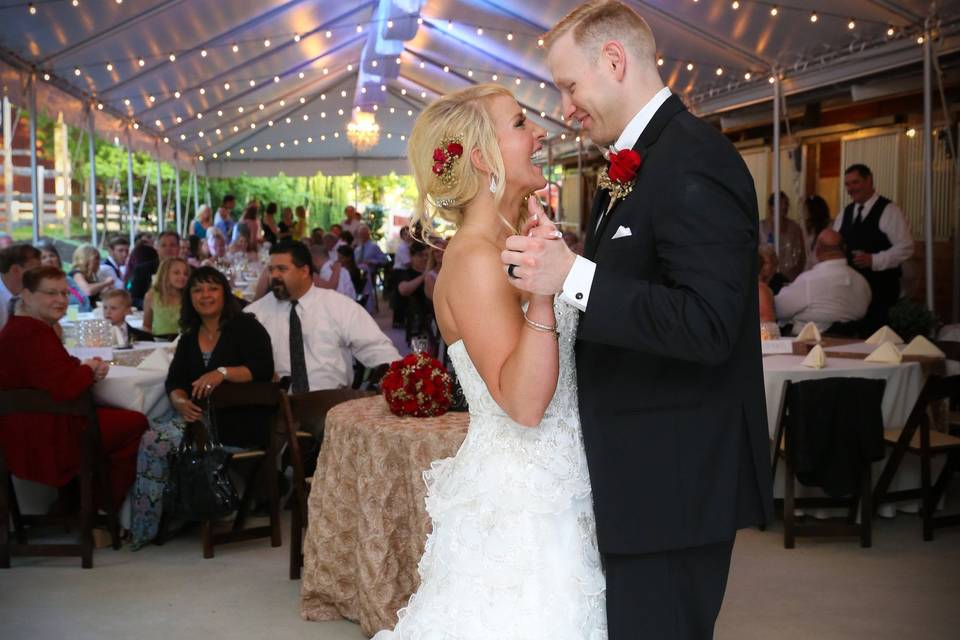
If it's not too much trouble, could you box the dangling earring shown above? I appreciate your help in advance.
[489,174,498,193]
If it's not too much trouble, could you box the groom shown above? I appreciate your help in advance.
[502,2,773,638]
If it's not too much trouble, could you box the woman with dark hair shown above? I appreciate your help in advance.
[261,202,280,246]
[803,195,832,270]
[124,243,160,309]
[336,244,366,299]
[165,266,274,447]
[0,266,147,511]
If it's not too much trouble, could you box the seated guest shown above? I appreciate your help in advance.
[156,230,181,260]
[309,227,325,246]
[144,257,189,337]
[99,235,130,288]
[760,191,806,281]
[70,244,113,306]
[183,234,205,268]
[758,244,789,294]
[192,205,213,240]
[124,243,160,310]
[802,195,832,271]
[0,243,41,329]
[37,242,90,311]
[232,205,261,251]
[0,266,147,510]
[396,241,435,343]
[775,229,872,335]
[203,227,228,266]
[166,266,274,448]
[311,243,356,300]
[337,245,366,304]
[340,230,355,249]
[261,203,280,247]
[424,238,446,301]
[101,288,152,343]
[244,242,399,397]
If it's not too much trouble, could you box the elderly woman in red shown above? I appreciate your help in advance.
[0,266,147,510]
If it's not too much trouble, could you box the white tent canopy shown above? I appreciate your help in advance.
[2,0,956,177]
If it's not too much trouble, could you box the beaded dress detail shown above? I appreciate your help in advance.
[373,299,607,639]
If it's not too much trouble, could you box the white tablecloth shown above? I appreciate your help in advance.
[93,365,170,421]
[762,354,924,435]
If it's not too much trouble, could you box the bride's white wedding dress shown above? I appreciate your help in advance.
[373,300,607,639]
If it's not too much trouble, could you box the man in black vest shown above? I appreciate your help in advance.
[500,2,772,637]
[834,164,914,333]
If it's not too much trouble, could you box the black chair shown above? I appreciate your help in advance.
[0,389,120,568]
[280,389,375,579]
[771,378,886,548]
[198,382,287,559]
[873,374,960,540]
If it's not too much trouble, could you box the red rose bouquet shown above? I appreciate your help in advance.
[381,352,454,417]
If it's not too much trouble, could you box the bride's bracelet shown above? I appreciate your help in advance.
[522,311,559,338]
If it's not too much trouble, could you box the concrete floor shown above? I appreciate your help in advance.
[0,512,957,640]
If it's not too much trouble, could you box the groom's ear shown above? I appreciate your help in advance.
[601,40,627,81]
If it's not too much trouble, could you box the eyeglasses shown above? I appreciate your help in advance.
[36,289,71,298]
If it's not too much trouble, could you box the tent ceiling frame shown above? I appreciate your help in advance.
[473,0,551,34]
[41,0,189,65]
[168,33,366,137]
[628,0,771,68]
[102,0,319,98]
[864,0,923,23]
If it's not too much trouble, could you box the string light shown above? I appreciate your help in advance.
[477,27,483,35]
[810,12,818,23]
[506,32,514,41]
[731,1,740,9]
[687,62,694,71]
[263,39,271,47]
[74,67,82,76]
[168,53,176,62]
[28,4,36,15]
[173,90,181,98]
[887,26,896,37]
[201,49,208,57]
[232,43,239,53]
[294,34,301,42]
[848,19,856,30]
[770,6,778,16]
[106,63,114,71]
[137,57,145,67]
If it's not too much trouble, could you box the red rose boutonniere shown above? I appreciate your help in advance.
[598,149,643,203]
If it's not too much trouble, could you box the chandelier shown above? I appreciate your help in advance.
[346,111,380,151]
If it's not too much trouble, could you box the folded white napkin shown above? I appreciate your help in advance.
[795,322,821,343]
[901,335,946,358]
[802,344,827,369]
[137,347,173,371]
[865,341,903,364]
[865,326,904,345]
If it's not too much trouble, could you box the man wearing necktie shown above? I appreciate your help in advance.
[834,163,914,333]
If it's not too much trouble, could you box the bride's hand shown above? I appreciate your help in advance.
[501,198,575,295]
[520,197,563,241]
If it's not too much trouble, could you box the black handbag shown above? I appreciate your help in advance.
[163,401,240,521]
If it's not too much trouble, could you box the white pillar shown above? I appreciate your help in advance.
[155,157,163,231]
[772,70,781,256]
[922,19,935,312]
[192,171,200,221]
[87,105,98,247]
[174,155,182,236]
[126,130,135,247]
[3,96,14,237]
[28,74,39,243]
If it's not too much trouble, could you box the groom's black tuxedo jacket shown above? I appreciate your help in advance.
[575,94,774,555]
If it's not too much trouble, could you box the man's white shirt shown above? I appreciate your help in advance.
[98,257,126,289]
[831,192,914,271]
[319,262,358,300]
[774,258,872,334]
[560,86,672,311]
[244,286,399,390]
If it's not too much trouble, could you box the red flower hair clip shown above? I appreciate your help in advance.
[431,136,464,187]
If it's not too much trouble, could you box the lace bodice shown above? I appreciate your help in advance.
[442,298,591,512]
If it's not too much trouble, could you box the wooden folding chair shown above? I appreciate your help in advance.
[280,389,375,579]
[873,374,960,540]
[771,379,885,549]
[199,382,287,559]
[0,389,120,569]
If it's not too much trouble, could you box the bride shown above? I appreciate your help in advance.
[373,84,606,639]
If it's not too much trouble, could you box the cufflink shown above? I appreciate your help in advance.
[575,292,584,300]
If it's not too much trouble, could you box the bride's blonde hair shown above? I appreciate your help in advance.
[408,84,525,240]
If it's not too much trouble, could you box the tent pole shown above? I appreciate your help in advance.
[126,130,136,247]
[174,154,182,237]
[155,157,163,231]
[922,18,935,313]
[192,170,200,228]
[86,104,98,247]
[3,96,15,237]
[28,73,39,244]
[772,68,781,258]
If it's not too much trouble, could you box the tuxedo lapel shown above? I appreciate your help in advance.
[584,189,610,259]
[590,95,687,256]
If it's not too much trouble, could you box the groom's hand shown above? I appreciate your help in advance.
[501,198,576,295]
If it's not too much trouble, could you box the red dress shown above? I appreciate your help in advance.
[0,315,147,508]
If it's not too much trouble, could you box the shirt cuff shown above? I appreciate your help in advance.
[559,256,597,312]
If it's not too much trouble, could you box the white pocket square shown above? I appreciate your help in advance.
[612,225,632,239]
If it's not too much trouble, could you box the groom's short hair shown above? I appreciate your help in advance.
[542,1,656,64]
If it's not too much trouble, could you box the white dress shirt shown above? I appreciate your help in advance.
[320,262,358,300]
[560,86,673,311]
[244,286,400,390]
[0,276,12,330]
[832,192,914,272]
[774,257,872,334]
[394,240,411,270]
[98,257,126,289]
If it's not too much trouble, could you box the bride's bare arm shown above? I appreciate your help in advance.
[441,242,558,427]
